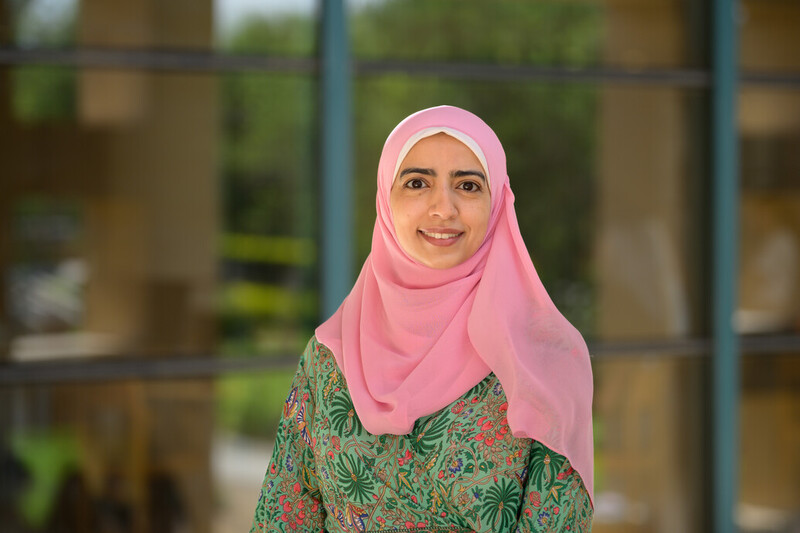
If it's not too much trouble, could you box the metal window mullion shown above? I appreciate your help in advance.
[4,47,800,89]
[319,0,354,319]
[712,0,740,532]
[6,333,800,385]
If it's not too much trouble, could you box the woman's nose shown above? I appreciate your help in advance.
[428,187,457,219]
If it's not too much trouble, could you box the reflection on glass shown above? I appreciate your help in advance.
[595,86,707,341]
[220,72,317,357]
[6,198,91,361]
[738,88,800,335]
[349,0,706,69]
[739,353,800,532]
[7,0,77,48]
[214,370,294,532]
[592,355,708,533]
[740,1,800,72]
[11,66,76,123]
[0,372,296,533]
[214,0,315,56]
[0,66,318,363]
[1,67,221,360]
[349,0,602,66]
[3,0,317,56]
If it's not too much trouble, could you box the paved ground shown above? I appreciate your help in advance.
[211,433,273,533]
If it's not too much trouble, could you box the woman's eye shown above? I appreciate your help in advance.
[406,178,425,189]
[458,181,481,192]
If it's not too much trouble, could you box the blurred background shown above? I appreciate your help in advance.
[0,0,799,532]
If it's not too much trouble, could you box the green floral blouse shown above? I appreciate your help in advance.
[250,337,592,533]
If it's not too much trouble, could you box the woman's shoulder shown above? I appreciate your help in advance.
[303,335,335,362]
[296,335,340,378]
[305,335,330,353]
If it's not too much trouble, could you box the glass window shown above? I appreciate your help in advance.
[2,0,316,56]
[737,2,800,529]
[220,71,318,357]
[0,66,318,364]
[352,77,599,334]
[740,1,800,72]
[594,84,708,342]
[0,372,294,533]
[4,0,77,49]
[4,1,800,532]
[353,78,708,340]
[215,0,316,56]
[592,355,709,533]
[738,88,800,336]
[349,0,707,69]
[739,352,800,532]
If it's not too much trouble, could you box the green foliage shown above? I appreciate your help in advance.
[10,430,82,528]
[12,66,76,122]
[9,0,77,122]
[221,282,316,320]
[223,15,314,57]
[351,0,603,66]
[216,370,296,438]
[219,17,319,355]
[221,73,315,236]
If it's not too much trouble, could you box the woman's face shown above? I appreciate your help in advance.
[390,133,491,269]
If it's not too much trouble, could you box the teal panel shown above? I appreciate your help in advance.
[712,0,740,532]
[320,0,354,319]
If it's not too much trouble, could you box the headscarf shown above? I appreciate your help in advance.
[316,105,594,500]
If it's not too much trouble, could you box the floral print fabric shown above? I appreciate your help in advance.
[250,338,592,532]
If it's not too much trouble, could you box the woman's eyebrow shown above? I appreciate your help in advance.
[451,169,486,182]
[399,167,436,177]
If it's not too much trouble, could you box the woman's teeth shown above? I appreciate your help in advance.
[421,230,460,239]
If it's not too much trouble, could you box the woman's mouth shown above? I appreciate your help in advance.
[419,229,463,246]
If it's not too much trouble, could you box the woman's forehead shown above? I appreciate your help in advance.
[391,127,490,187]
[398,133,481,165]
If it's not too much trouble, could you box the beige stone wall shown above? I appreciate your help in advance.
[0,2,218,532]
[77,0,219,356]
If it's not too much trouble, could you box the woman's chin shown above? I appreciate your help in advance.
[414,252,463,270]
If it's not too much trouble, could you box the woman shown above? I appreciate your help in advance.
[250,106,594,532]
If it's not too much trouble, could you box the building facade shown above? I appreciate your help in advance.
[1,1,799,532]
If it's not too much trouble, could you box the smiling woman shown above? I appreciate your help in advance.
[390,133,491,269]
[250,106,594,533]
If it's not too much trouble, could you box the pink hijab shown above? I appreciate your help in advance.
[316,105,594,500]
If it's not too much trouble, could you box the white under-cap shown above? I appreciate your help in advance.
[391,126,491,189]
